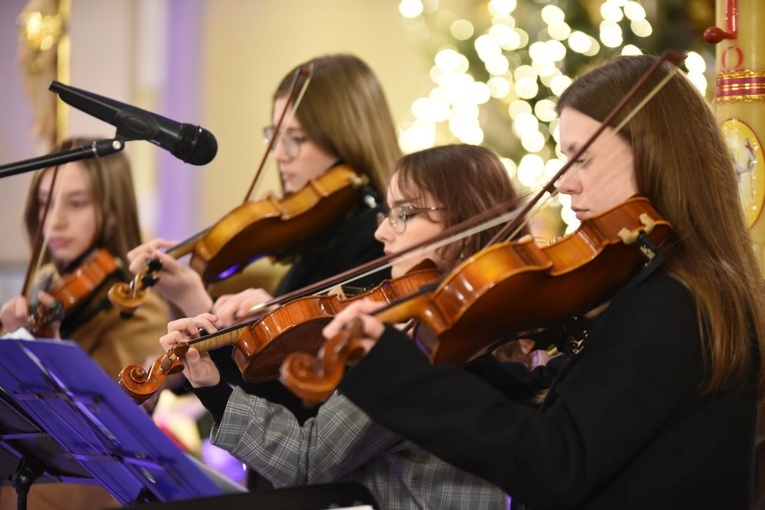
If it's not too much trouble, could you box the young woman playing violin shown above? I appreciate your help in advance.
[127,53,401,489]
[321,54,765,510]
[0,137,168,510]
[158,144,521,508]
[127,54,400,318]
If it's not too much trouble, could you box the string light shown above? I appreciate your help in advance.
[398,0,710,233]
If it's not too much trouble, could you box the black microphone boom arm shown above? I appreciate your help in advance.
[48,81,217,166]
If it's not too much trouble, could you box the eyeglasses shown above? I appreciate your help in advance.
[263,126,308,160]
[377,205,443,234]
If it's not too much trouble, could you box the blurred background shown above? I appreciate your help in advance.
[0,0,716,302]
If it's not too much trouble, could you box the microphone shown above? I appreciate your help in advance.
[49,81,218,166]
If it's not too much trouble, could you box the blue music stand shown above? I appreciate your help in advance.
[0,338,241,508]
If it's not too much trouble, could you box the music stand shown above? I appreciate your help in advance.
[0,386,95,509]
[0,338,240,508]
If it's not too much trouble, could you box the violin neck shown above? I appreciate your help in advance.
[190,327,242,353]
[166,229,209,259]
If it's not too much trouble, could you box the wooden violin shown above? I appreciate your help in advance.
[26,248,119,336]
[280,197,673,405]
[108,163,368,319]
[189,164,368,282]
[109,63,371,316]
[278,52,687,405]
[118,263,441,402]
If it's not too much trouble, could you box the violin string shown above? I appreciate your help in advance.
[340,57,684,326]
[244,56,682,317]
[277,205,528,298]
[193,202,527,346]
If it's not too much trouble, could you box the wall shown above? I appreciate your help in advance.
[0,0,431,302]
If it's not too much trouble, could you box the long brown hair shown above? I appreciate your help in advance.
[274,54,401,194]
[557,55,765,397]
[24,137,142,270]
[393,144,520,271]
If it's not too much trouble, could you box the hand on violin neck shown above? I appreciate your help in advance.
[212,287,274,327]
[4,291,64,339]
[127,238,176,273]
[183,346,221,388]
[163,313,218,341]
[128,239,212,316]
[322,298,385,355]
[159,313,221,388]
[0,296,32,333]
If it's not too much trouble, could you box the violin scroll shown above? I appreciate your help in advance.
[280,318,366,406]
[108,258,162,318]
[118,343,190,402]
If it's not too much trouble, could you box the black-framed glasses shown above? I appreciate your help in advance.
[262,126,308,159]
[377,205,443,234]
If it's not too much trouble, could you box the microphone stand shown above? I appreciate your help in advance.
[0,138,124,179]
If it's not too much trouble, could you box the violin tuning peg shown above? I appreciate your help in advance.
[141,273,159,288]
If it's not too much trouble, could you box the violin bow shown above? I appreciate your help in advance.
[21,164,62,300]
[488,49,686,246]
[125,64,316,273]
[243,62,314,202]
[233,51,686,324]
[110,64,318,314]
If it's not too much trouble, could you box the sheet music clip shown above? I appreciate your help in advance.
[0,337,243,508]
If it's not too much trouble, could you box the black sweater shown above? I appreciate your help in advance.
[340,269,758,509]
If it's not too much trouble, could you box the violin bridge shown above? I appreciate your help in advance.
[617,213,659,261]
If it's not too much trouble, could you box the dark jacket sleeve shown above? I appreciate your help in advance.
[189,379,233,424]
[338,273,714,506]
[464,353,563,404]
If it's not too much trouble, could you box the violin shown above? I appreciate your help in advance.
[26,248,119,336]
[118,262,441,402]
[279,197,673,405]
[108,164,368,318]
[108,64,373,314]
[189,164,368,282]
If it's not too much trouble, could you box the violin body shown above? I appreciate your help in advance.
[27,249,119,336]
[410,196,671,364]
[118,264,440,401]
[234,264,441,382]
[281,197,673,404]
[190,165,367,283]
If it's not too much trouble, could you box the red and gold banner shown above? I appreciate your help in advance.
[707,0,765,268]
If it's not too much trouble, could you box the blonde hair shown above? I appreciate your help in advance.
[274,54,401,194]
[24,137,142,269]
[557,55,765,398]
